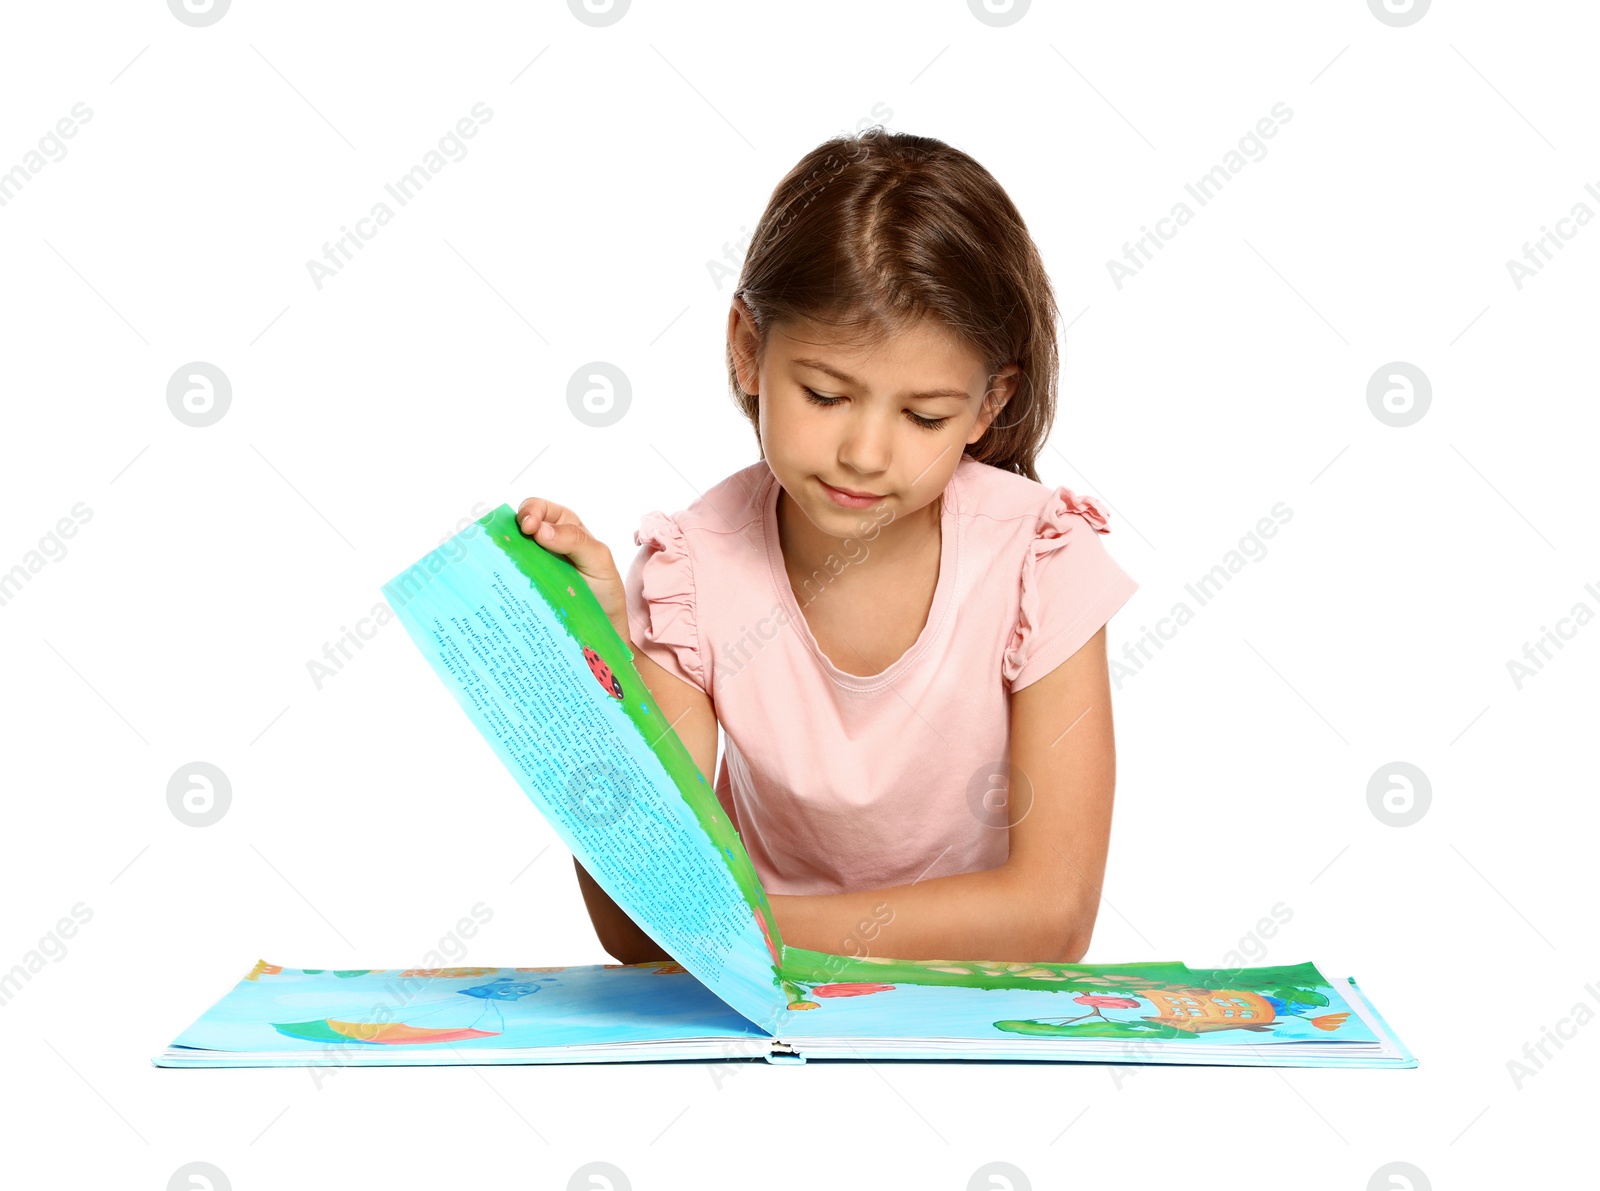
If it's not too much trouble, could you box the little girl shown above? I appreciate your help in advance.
[518,129,1138,967]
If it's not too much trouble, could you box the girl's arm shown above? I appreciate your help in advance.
[766,627,1117,964]
[572,856,671,964]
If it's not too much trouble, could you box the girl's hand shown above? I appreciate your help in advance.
[516,497,630,643]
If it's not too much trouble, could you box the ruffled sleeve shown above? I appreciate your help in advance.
[622,510,708,694]
[1002,486,1138,693]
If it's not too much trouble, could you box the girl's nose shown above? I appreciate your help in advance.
[837,412,892,474]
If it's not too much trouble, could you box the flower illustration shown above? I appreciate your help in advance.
[1038,991,1148,1027]
[811,983,894,998]
[1072,994,1143,1009]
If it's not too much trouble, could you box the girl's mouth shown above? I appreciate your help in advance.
[819,479,886,508]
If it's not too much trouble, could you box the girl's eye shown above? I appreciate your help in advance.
[800,385,844,409]
[801,386,951,432]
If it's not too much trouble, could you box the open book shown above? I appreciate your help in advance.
[154,505,1416,1069]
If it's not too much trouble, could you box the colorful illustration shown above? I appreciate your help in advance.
[995,986,1289,1040]
[270,971,561,1046]
[994,980,1356,1041]
[157,961,774,1066]
[813,983,895,998]
[768,958,1366,1046]
[753,907,782,969]
[582,645,624,700]
[271,1019,499,1046]
[398,967,496,979]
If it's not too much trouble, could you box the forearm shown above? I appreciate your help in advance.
[572,856,671,964]
[766,861,1093,965]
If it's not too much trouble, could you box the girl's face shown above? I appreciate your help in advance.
[730,301,1019,539]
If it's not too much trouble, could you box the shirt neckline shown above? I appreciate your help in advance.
[762,459,963,692]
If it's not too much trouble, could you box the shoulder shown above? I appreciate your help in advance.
[625,461,773,694]
[628,459,774,592]
[637,459,771,545]
[957,458,1134,693]
[950,455,1112,540]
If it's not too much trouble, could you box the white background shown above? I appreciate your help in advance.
[1,1,1594,1188]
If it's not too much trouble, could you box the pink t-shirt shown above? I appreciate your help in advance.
[622,455,1138,897]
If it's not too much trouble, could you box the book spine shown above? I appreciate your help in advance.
[765,1041,806,1065]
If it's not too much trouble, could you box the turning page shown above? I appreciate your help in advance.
[381,506,789,1032]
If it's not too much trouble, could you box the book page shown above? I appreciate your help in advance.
[772,954,1378,1047]
[382,506,788,1033]
[160,961,769,1064]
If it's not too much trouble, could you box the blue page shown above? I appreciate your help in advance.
[158,962,768,1065]
[380,508,788,1034]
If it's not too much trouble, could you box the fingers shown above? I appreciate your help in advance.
[516,496,568,527]
[516,497,606,569]
[514,495,627,633]
[532,518,582,552]
[516,497,586,543]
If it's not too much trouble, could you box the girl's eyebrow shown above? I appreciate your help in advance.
[791,357,970,401]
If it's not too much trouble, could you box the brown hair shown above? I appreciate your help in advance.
[726,127,1060,482]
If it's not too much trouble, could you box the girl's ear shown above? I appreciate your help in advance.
[969,364,1021,443]
[728,298,761,396]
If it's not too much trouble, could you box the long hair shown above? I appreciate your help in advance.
[726,128,1060,482]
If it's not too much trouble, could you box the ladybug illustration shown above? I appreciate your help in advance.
[583,646,624,699]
